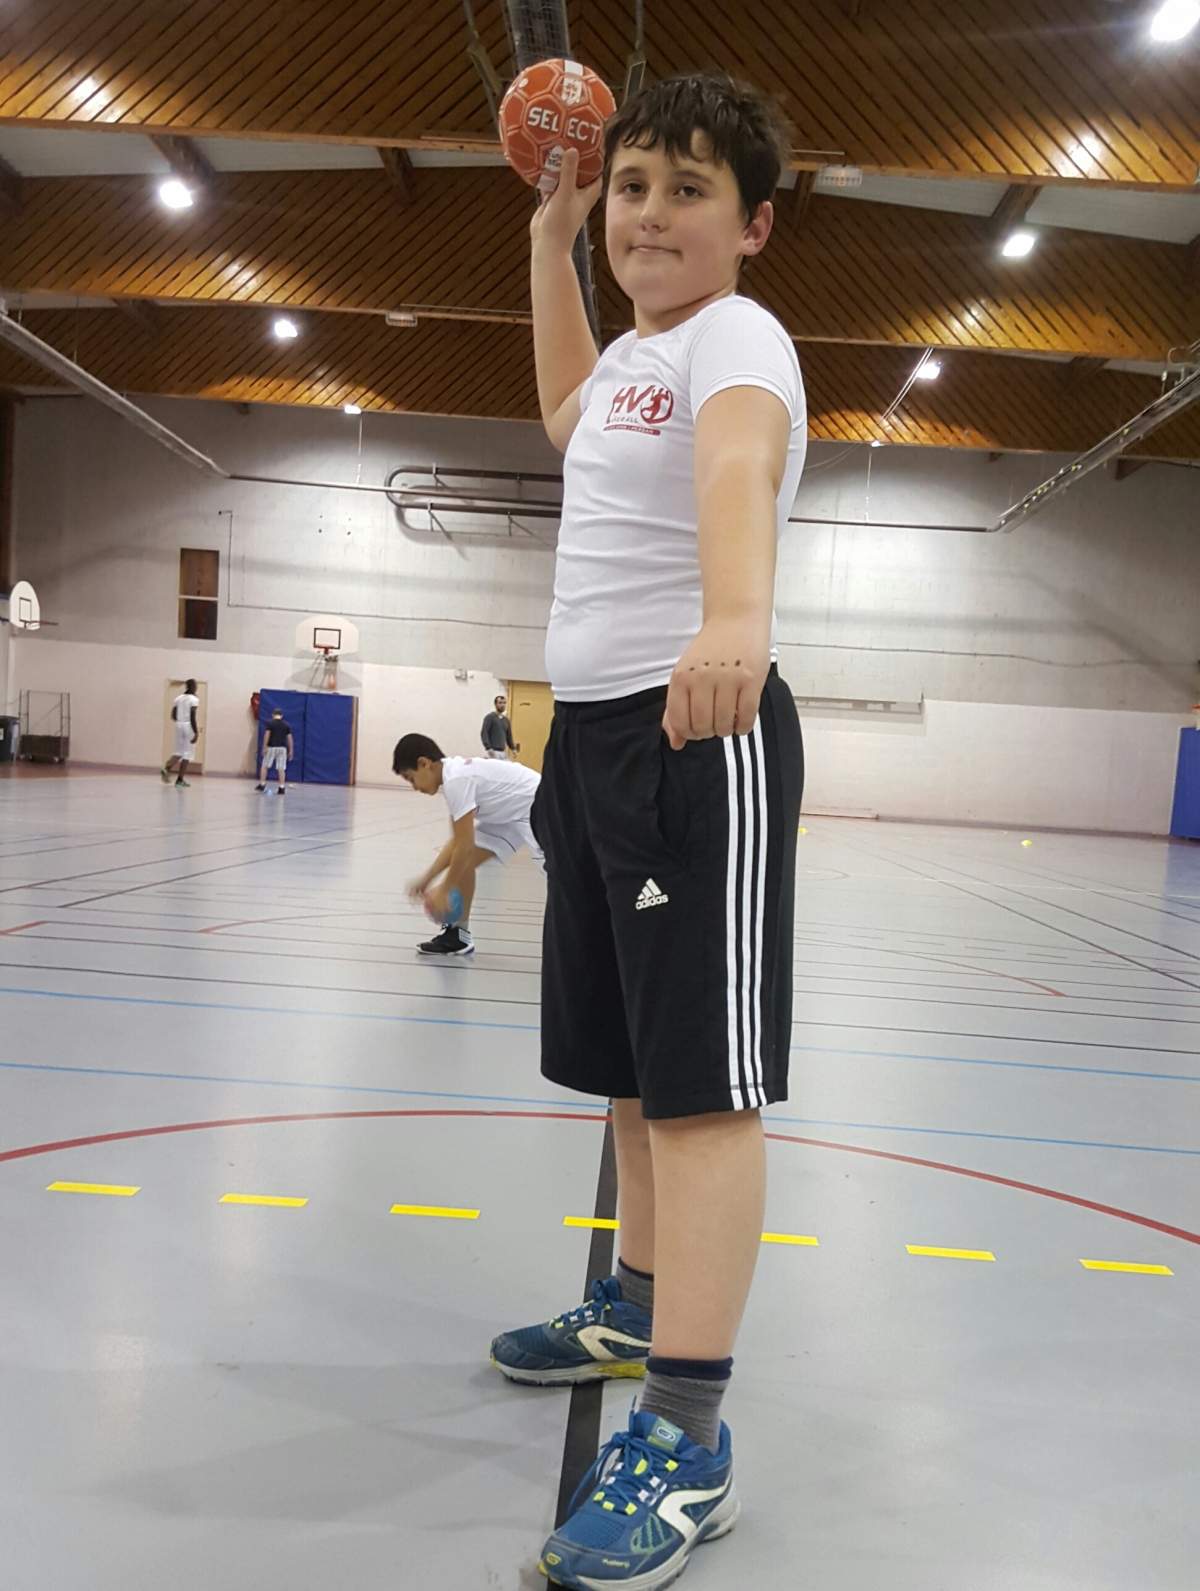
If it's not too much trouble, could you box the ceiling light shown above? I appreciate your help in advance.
[1002,229,1037,258]
[1150,1,1199,41]
[272,317,299,341]
[158,178,194,211]
[343,402,362,415]
[914,359,942,382]
[869,439,884,448]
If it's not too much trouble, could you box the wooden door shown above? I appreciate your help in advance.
[507,680,555,774]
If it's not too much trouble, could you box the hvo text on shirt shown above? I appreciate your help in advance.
[604,384,676,435]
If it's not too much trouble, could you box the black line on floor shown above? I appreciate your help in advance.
[555,1111,618,1533]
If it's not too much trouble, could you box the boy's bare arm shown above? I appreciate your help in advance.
[408,833,456,898]
[664,386,791,747]
[530,147,602,451]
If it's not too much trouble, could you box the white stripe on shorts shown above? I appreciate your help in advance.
[724,722,769,1111]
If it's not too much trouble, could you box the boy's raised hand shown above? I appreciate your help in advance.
[529,147,603,251]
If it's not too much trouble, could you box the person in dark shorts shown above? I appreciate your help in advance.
[255,709,294,794]
[488,73,806,1591]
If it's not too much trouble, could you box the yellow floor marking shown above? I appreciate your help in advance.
[761,1231,820,1246]
[47,1181,140,1197]
[220,1194,308,1209]
[907,1245,996,1262]
[1080,1259,1173,1276]
[564,1216,620,1230]
[391,1203,479,1220]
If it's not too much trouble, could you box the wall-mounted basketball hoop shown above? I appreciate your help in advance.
[0,580,42,631]
[295,613,360,692]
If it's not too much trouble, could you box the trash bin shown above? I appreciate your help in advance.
[0,715,19,764]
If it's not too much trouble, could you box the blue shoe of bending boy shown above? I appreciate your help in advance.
[490,1276,651,1386]
[539,1409,738,1589]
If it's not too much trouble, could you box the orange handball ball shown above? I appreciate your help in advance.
[498,57,616,195]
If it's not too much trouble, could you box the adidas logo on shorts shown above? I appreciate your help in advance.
[636,878,669,910]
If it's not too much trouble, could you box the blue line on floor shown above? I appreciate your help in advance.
[765,1114,1200,1157]
[789,1041,1200,1085]
[0,1057,607,1112]
[1,986,1198,1083]
[0,984,540,1031]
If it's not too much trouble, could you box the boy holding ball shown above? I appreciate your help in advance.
[490,73,806,1588]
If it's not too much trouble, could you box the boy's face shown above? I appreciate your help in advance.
[605,133,773,333]
[398,756,440,795]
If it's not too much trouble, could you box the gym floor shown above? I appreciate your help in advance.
[1,770,1196,1590]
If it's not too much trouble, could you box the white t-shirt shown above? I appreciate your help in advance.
[440,755,540,830]
[172,693,199,725]
[545,295,807,702]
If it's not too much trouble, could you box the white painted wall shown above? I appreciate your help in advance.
[9,637,507,783]
[10,393,1200,830]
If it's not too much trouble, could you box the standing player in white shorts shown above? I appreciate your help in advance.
[160,678,200,788]
[255,708,295,795]
[392,732,542,956]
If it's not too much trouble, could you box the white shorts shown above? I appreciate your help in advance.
[263,746,288,772]
[173,724,195,760]
[485,749,507,759]
[475,820,544,869]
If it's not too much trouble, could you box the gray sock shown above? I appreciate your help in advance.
[639,1358,732,1454]
[616,1258,654,1317]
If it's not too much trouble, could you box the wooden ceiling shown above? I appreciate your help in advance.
[1,1,1198,456]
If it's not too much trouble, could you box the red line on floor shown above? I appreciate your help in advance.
[764,1131,1200,1247]
[0,921,46,936]
[1,1107,1196,1247]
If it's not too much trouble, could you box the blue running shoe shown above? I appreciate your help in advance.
[538,1409,738,1589]
[490,1276,651,1387]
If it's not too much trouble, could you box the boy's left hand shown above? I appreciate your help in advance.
[663,620,770,749]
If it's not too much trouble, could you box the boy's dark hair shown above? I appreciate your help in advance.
[392,732,445,774]
[184,678,197,693]
[603,72,791,221]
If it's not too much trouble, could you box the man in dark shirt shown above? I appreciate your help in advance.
[256,709,294,795]
[480,693,519,760]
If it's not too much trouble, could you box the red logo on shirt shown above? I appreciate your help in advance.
[604,383,676,435]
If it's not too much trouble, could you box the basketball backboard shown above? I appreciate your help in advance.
[294,614,360,655]
[1,580,41,630]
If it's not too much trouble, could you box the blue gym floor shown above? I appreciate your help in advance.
[1,770,1196,1589]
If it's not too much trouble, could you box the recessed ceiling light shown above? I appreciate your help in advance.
[1150,1,1199,41]
[343,402,362,415]
[158,179,193,211]
[1002,230,1037,258]
[914,359,942,382]
[272,317,299,341]
[869,439,884,448]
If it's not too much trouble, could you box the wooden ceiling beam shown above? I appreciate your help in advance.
[991,183,1040,235]
[2,1,1198,189]
[3,306,1199,462]
[786,170,817,230]
[0,152,21,214]
[115,299,162,337]
[149,135,215,191]
[377,147,416,205]
[1,168,1190,365]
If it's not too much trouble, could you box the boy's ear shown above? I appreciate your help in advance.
[741,198,774,258]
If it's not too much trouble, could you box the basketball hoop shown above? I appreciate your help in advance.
[295,614,359,694]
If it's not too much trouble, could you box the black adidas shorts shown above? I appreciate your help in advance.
[532,667,804,1120]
